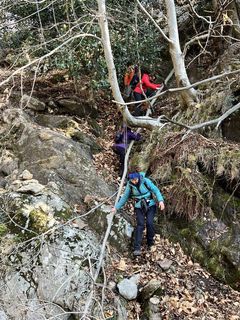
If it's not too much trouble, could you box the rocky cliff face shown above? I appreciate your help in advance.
[1,107,113,206]
[0,98,133,319]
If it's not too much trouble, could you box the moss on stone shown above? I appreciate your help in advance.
[0,223,8,237]
[180,228,192,237]
[54,208,72,220]
[29,209,50,233]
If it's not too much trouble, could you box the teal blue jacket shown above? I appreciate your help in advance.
[115,172,164,210]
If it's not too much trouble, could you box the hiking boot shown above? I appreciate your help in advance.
[133,250,141,256]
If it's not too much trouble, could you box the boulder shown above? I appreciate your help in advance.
[21,94,46,111]
[158,258,173,271]
[138,279,163,301]
[57,98,98,118]
[20,169,33,180]
[2,182,70,235]
[117,274,140,300]
[0,223,102,319]
[0,150,18,176]
[0,311,7,320]
[2,108,114,206]
[86,204,134,252]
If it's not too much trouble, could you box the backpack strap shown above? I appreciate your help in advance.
[129,179,153,199]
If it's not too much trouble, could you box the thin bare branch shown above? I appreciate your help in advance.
[136,0,172,43]
[0,33,101,88]
[189,101,240,131]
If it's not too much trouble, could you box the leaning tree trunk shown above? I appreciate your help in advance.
[164,0,198,107]
[226,0,240,39]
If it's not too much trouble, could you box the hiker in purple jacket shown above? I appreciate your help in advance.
[112,125,141,176]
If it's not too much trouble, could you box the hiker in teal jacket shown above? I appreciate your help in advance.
[112,172,165,256]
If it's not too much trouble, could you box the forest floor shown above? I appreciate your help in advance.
[106,236,240,320]
[1,68,240,319]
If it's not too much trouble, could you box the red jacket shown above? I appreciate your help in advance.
[134,73,161,94]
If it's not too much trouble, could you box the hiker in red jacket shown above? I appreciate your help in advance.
[133,67,163,116]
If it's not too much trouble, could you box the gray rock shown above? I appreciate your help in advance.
[115,296,128,320]
[0,310,8,320]
[139,279,162,301]
[0,224,101,319]
[34,114,74,129]
[117,274,140,300]
[149,296,161,320]
[20,170,33,180]
[117,278,138,300]
[2,108,114,206]
[0,151,18,176]
[21,94,46,111]
[158,259,173,271]
[86,205,134,252]
[17,180,45,194]
[57,98,98,118]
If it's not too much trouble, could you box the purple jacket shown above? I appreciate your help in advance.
[113,128,141,151]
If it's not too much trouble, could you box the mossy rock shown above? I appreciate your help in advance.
[54,208,72,220]
[29,209,51,233]
[88,119,103,137]
[11,208,53,237]
[0,223,8,237]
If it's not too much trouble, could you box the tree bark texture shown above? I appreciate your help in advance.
[164,0,198,106]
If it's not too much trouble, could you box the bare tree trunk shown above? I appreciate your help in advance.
[164,0,198,107]
[212,0,218,11]
[227,0,240,38]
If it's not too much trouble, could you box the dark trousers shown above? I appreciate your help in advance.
[134,205,156,250]
[133,91,157,116]
[113,148,125,176]
[133,92,145,116]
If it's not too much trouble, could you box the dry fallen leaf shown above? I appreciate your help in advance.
[104,310,114,319]
[117,258,127,271]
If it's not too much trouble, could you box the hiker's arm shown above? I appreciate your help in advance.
[142,74,161,90]
[144,178,164,202]
[115,184,131,210]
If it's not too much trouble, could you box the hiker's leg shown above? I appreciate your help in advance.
[146,205,156,246]
[113,147,125,177]
[118,148,126,177]
[134,208,145,251]
[133,92,144,116]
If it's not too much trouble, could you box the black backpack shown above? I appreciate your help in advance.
[130,73,139,90]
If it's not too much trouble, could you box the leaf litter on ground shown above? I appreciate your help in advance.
[105,235,240,319]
